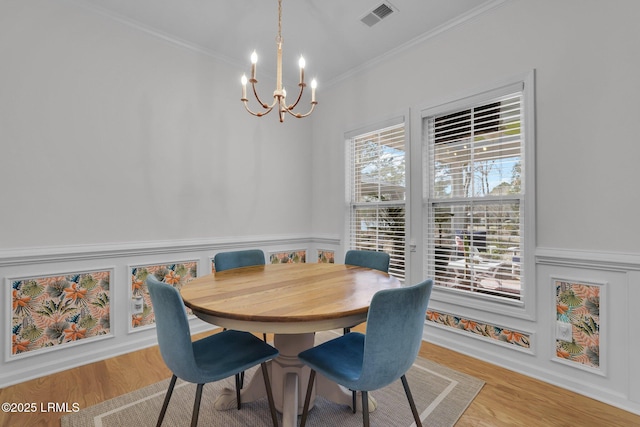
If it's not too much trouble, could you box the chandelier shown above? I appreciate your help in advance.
[240,0,317,122]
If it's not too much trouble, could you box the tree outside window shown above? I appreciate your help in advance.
[348,122,406,279]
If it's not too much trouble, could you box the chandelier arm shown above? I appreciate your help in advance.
[283,101,318,119]
[251,81,278,110]
[286,83,306,111]
[242,100,275,117]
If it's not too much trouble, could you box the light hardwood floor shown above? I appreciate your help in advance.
[1,326,639,426]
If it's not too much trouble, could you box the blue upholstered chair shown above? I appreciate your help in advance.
[213,249,265,272]
[298,278,434,427]
[213,249,268,389]
[214,249,267,343]
[343,250,391,334]
[146,275,279,427]
[344,249,390,273]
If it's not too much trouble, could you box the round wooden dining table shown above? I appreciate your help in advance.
[180,262,401,427]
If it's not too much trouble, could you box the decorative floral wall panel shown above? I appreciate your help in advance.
[317,250,335,263]
[555,279,602,370]
[269,250,306,264]
[426,310,531,349]
[130,261,198,330]
[9,269,112,359]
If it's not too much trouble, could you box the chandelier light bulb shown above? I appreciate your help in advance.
[299,56,305,84]
[311,79,317,102]
[241,74,248,99]
[250,51,257,80]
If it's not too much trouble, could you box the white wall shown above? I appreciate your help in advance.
[311,0,640,415]
[312,0,640,253]
[0,0,312,250]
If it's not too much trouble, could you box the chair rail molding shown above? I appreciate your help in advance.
[0,234,341,267]
[536,247,640,271]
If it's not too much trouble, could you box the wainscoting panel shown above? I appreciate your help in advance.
[424,248,640,416]
[7,268,113,361]
[426,309,532,351]
[129,260,198,332]
[0,235,341,388]
[269,250,307,264]
[552,277,604,374]
[317,249,336,263]
[629,271,640,404]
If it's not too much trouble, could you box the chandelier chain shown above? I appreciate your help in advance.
[277,0,282,44]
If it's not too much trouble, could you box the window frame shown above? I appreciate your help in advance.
[420,72,536,319]
[345,115,409,281]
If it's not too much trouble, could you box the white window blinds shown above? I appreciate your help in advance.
[424,88,524,301]
[348,122,406,280]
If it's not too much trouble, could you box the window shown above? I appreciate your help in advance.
[347,121,406,280]
[423,81,529,302]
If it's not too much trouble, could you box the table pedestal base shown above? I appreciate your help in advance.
[213,332,376,427]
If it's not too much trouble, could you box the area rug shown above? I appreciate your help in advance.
[62,332,483,427]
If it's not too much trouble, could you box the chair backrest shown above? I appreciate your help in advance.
[344,250,390,273]
[357,278,434,391]
[146,275,201,384]
[214,249,265,272]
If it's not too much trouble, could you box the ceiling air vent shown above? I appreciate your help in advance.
[360,3,396,27]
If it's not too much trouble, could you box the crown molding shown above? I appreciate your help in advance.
[326,0,510,87]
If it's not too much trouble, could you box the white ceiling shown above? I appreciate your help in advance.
[72,0,505,86]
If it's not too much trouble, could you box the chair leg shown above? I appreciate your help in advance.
[362,390,369,427]
[261,362,279,427]
[263,333,268,342]
[226,327,245,391]
[352,389,357,413]
[191,383,204,427]
[300,370,316,427]
[235,373,242,410]
[156,374,177,427]
[343,327,351,334]
[401,375,422,427]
